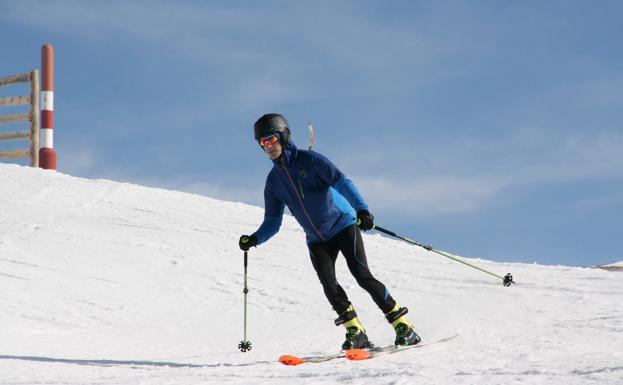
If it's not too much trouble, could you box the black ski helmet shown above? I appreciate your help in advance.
[253,113,291,145]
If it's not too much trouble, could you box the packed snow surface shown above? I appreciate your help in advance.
[1,164,622,384]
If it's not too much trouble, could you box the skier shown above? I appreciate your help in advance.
[239,113,421,350]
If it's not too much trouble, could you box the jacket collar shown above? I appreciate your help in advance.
[273,141,298,167]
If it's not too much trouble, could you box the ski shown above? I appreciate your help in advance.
[345,334,459,361]
[279,335,458,365]
[278,351,345,365]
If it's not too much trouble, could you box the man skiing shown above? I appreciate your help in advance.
[239,113,421,350]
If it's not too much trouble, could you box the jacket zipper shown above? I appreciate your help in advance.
[281,164,325,241]
[297,180,305,199]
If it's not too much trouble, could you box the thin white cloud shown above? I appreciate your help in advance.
[0,1,459,108]
[57,148,97,176]
[4,0,620,220]
[498,129,623,183]
[0,2,277,71]
[356,174,512,216]
[344,128,623,216]
[231,63,302,113]
[122,177,266,208]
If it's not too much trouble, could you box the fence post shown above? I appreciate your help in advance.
[39,44,57,170]
[0,72,37,163]
[30,69,40,167]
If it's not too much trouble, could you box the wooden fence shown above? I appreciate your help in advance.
[0,70,40,167]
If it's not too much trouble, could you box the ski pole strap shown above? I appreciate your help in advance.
[373,225,514,286]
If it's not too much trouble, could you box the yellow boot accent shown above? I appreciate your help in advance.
[386,304,415,329]
[343,317,366,332]
[386,303,400,314]
[391,315,414,329]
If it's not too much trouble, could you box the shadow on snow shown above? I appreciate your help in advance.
[0,354,272,368]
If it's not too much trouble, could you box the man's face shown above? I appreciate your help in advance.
[260,134,282,160]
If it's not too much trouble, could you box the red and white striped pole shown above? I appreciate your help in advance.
[39,44,57,170]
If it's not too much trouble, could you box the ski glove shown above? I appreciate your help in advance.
[239,235,258,251]
[356,210,375,231]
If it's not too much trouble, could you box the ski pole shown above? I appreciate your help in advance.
[372,224,515,286]
[238,250,252,352]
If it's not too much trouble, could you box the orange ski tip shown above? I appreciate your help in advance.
[345,349,370,361]
[279,354,305,366]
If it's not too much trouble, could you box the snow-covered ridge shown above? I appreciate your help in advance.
[592,261,623,272]
[1,163,622,385]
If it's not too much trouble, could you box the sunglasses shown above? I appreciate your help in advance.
[260,134,280,148]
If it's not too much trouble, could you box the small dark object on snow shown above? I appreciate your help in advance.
[503,273,515,287]
[238,340,252,352]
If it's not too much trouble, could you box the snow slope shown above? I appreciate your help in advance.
[1,163,622,385]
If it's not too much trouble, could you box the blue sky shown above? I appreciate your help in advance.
[1,1,622,266]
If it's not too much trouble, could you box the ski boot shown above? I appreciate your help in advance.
[335,305,371,350]
[385,304,422,346]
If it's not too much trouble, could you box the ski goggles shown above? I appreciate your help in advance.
[259,134,280,148]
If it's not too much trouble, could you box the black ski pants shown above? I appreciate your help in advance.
[308,224,396,315]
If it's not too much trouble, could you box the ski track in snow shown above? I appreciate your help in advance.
[1,164,622,385]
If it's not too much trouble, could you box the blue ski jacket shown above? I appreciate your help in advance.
[252,142,368,244]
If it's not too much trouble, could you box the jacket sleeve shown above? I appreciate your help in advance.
[313,152,369,212]
[333,175,368,213]
[252,182,284,245]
